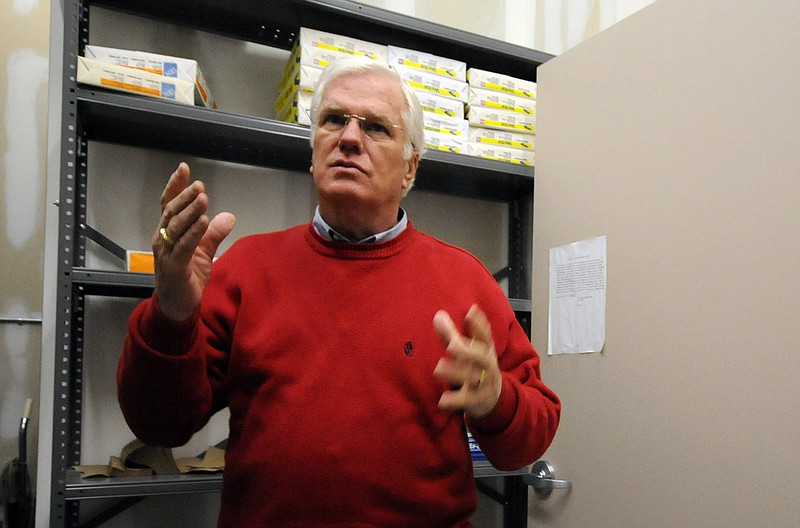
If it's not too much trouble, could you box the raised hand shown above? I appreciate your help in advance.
[433,304,503,418]
[152,162,236,321]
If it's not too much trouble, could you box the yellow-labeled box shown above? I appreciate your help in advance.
[416,91,465,120]
[425,134,466,154]
[84,45,216,108]
[275,64,322,117]
[468,127,535,151]
[424,115,469,141]
[467,105,536,134]
[395,65,468,102]
[77,56,196,106]
[467,142,535,166]
[296,27,387,68]
[388,45,466,81]
[468,86,536,116]
[277,88,314,126]
[467,68,537,100]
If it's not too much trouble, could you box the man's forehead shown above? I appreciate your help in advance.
[320,72,405,115]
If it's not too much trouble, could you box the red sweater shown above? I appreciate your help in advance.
[119,222,560,528]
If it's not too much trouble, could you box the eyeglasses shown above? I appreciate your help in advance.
[315,110,403,142]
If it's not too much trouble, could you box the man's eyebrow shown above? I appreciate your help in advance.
[318,104,392,120]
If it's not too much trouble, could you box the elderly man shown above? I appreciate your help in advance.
[118,57,560,528]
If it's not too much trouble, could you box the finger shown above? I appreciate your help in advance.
[160,162,191,213]
[197,212,237,259]
[433,309,469,350]
[464,304,493,345]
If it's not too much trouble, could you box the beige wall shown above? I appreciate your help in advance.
[0,0,49,502]
[533,0,800,525]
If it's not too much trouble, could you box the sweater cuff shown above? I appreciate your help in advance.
[138,293,200,356]
[467,374,518,435]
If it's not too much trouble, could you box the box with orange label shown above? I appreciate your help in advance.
[77,57,196,106]
[83,45,216,108]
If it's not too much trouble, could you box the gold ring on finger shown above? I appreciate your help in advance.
[160,227,175,245]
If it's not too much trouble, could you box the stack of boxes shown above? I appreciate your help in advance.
[276,28,388,126]
[466,68,537,166]
[276,28,539,166]
[387,46,469,154]
[77,45,216,109]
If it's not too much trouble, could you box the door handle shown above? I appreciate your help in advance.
[523,460,572,497]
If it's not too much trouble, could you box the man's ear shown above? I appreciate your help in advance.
[402,153,420,190]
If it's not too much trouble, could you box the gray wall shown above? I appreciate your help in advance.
[532,0,800,525]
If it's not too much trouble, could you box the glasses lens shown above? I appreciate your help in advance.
[316,111,399,142]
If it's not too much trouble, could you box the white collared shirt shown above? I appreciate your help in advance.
[312,206,408,244]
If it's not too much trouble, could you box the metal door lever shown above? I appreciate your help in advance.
[523,460,572,497]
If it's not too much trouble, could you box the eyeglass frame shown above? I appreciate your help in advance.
[309,107,405,143]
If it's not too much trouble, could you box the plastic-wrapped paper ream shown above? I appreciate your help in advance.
[388,45,466,81]
[277,88,314,126]
[467,68,537,100]
[84,45,216,108]
[468,127,535,151]
[467,105,536,134]
[416,91,465,120]
[395,65,469,102]
[275,64,322,116]
[77,56,196,106]
[468,86,536,116]
[467,142,535,166]
[425,133,466,154]
[296,27,388,68]
[423,115,469,142]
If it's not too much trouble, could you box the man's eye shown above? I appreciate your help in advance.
[323,114,347,126]
[364,122,390,136]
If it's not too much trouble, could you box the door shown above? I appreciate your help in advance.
[529,0,800,526]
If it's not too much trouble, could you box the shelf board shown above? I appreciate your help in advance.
[72,268,532,311]
[89,0,553,80]
[65,460,527,500]
[77,89,533,201]
[73,269,154,297]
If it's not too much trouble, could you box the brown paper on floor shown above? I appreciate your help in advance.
[74,439,225,478]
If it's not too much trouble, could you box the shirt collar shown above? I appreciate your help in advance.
[312,206,408,244]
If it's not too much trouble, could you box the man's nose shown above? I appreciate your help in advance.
[338,117,364,148]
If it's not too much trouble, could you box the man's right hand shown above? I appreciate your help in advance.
[152,162,236,321]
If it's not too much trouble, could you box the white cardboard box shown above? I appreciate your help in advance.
[467,68,537,100]
[416,91,465,120]
[467,105,536,134]
[296,27,387,68]
[77,56,195,106]
[388,45,466,81]
[425,133,466,154]
[423,115,469,142]
[277,88,313,126]
[468,127,535,151]
[468,86,536,116]
[84,45,216,108]
[467,141,535,166]
[395,65,468,102]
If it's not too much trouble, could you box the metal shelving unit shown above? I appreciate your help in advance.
[52,0,553,526]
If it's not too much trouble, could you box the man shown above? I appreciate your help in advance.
[118,57,560,527]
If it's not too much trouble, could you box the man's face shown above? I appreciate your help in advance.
[310,71,418,220]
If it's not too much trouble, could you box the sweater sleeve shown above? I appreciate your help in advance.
[465,312,561,471]
[117,293,225,447]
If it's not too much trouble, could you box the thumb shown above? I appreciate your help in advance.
[199,212,237,259]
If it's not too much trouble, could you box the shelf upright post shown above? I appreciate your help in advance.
[51,0,91,525]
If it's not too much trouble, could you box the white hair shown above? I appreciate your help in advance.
[309,57,426,165]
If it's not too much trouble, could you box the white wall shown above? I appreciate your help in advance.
[532,0,800,525]
[1,3,49,524]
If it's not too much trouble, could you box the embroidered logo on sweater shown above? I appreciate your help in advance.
[403,341,414,357]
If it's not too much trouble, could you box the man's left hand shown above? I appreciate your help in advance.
[433,305,502,418]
